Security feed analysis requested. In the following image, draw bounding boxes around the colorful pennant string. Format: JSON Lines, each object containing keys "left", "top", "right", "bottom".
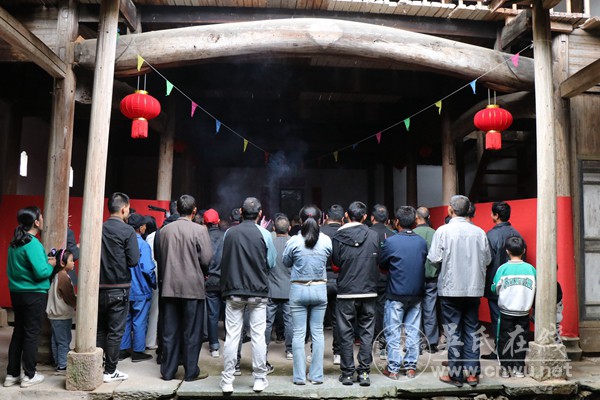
{"left": 134, "top": 41, "right": 531, "bottom": 165}
{"left": 137, "top": 55, "right": 144, "bottom": 72}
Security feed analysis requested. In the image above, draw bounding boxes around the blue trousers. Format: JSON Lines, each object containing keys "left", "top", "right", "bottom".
{"left": 206, "top": 291, "right": 223, "bottom": 351}
{"left": 440, "top": 297, "right": 481, "bottom": 383}
{"left": 120, "top": 297, "right": 151, "bottom": 352}
{"left": 290, "top": 284, "right": 327, "bottom": 383}
{"left": 50, "top": 319, "right": 72, "bottom": 369}
{"left": 266, "top": 298, "right": 292, "bottom": 353}
{"left": 384, "top": 299, "right": 421, "bottom": 372}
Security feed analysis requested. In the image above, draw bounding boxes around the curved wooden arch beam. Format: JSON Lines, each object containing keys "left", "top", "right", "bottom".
{"left": 74, "top": 18, "right": 534, "bottom": 91}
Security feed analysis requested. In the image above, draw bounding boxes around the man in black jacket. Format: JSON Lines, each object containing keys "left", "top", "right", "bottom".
{"left": 321, "top": 204, "right": 344, "bottom": 365}
{"left": 332, "top": 201, "right": 380, "bottom": 386}
{"left": 219, "top": 197, "right": 276, "bottom": 394}
{"left": 98, "top": 192, "right": 140, "bottom": 383}
{"left": 483, "top": 201, "right": 525, "bottom": 360}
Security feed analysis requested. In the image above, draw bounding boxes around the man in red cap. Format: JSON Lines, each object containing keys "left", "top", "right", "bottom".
{"left": 203, "top": 209, "right": 225, "bottom": 358}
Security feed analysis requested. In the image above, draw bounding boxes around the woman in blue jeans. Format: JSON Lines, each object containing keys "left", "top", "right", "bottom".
{"left": 282, "top": 205, "right": 332, "bottom": 385}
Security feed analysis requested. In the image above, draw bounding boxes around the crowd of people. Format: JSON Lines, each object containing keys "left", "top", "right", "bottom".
{"left": 4, "top": 193, "right": 551, "bottom": 391}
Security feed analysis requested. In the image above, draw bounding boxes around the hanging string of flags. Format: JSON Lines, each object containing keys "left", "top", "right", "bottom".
{"left": 134, "top": 42, "right": 531, "bottom": 167}
{"left": 137, "top": 55, "right": 270, "bottom": 161}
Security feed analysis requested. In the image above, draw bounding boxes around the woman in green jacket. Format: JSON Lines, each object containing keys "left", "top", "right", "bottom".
{"left": 3, "top": 206, "right": 55, "bottom": 388}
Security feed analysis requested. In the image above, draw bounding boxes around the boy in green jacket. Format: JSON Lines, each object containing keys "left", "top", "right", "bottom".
{"left": 491, "top": 236, "right": 536, "bottom": 379}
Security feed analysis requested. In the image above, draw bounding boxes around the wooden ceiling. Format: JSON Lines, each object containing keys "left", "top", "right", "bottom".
{"left": 0, "top": 0, "right": 592, "bottom": 169}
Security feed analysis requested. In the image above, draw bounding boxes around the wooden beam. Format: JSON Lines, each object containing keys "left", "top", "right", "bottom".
{"left": 119, "top": 0, "right": 138, "bottom": 33}
{"left": 542, "top": 0, "right": 562, "bottom": 8}
{"left": 128, "top": 6, "right": 499, "bottom": 40}
{"left": 75, "top": 18, "right": 536, "bottom": 91}
{"left": 0, "top": 6, "right": 66, "bottom": 78}
{"left": 559, "top": 57, "right": 600, "bottom": 98}
{"left": 499, "top": 9, "right": 531, "bottom": 51}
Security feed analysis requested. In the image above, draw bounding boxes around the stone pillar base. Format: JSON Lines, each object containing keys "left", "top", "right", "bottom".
{"left": 561, "top": 336, "right": 583, "bottom": 361}
{"left": 66, "top": 348, "right": 104, "bottom": 391}
{"left": 527, "top": 341, "right": 569, "bottom": 381}
{"left": 0, "top": 307, "right": 7, "bottom": 327}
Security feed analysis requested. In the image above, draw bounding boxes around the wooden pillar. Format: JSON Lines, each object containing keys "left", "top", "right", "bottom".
{"left": 552, "top": 34, "right": 571, "bottom": 198}
{"left": 441, "top": 111, "right": 457, "bottom": 204}
{"left": 384, "top": 163, "right": 394, "bottom": 211}
{"left": 157, "top": 99, "right": 175, "bottom": 201}
{"left": 528, "top": 0, "right": 567, "bottom": 381}
{"left": 406, "top": 151, "right": 417, "bottom": 208}
{"left": 68, "top": 0, "right": 120, "bottom": 391}
{"left": 42, "top": 0, "right": 78, "bottom": 253}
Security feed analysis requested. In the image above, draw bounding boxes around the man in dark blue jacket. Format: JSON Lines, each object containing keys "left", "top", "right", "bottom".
{"left": 379, "top": 206, "right": 427, "bottom": 379}
{"left": 483, "top": 201, "right": 524, "bottom": 360}
{"left": 332, "top": 201, "right": 380, "bottom": 387}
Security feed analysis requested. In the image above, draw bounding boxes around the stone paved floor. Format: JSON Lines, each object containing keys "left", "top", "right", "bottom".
{"left": 1, "top": 325, "right": 598, "bottom": 399}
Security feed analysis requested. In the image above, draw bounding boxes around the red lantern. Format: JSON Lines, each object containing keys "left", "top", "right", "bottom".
{"left": 473, "top": 104, "right": 513, "bottom": 150}
{"left": 120, "top": 90, "right": 161, "bottom": 139}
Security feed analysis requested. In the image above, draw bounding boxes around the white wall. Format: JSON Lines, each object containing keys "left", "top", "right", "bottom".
{"left": 393, "top": 165, "right": 443, "bottom": 208}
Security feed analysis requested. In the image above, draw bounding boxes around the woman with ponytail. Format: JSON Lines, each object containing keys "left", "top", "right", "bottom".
{"left": 282, "top": 205, "right": 332, "bottom": 385}
{"left": 4, "top": 207, "right": 55, "bottom": 388}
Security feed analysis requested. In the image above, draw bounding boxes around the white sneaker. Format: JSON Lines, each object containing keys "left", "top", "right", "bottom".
{"left": 253, "top": 377, "right": 268, "bottom": 392}
{"left": 210, "top": 350, "right": 220, "bottom": 358}
{"left": 306, "top": 355, "right": 312, "bottom": 364}
{"left": 220, "top": 379, "right": 234, "bottom": 393}
{"left": 514, "top": 371, "right": 526, "bottom": 378}
{"left": 286, "top": 351, "right": 293, "bottom": 360}
{"left": 333, "top": 354, "right": 341, "bottom": 365}
{"left": 103, "top": 369, "right": 128, "bottom": 383}
{"left": 500, "top": 367, "right": 510, "bottom": 378}
{"left": 20, "top": 373, "right": 44, "bottom": 388}
{"left": 3, "top": 373, "right": 22, "bottom": 387}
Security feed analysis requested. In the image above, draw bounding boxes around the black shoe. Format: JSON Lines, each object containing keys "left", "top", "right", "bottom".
{"left": 266, "top": 362, "right": 275, "bottom": 375}
{"left": 356, "top": 372, "right": 370, "bottom": 387}
{"left": 429, "top": 344, "right": 439, "bottom": 354}
{"left": 481, "top": 352, "right": 497, "bottom": 360}
{"left": 131, "top": 351, "right": 153, "bottom": 362}
{"left": 118, "top": 350, "right": 131, "bottom": 361}
{"left": 339, "top": 374, "right": 353, "bottom": 385}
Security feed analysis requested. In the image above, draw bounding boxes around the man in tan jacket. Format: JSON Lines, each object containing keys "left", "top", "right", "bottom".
{"left": 158, "top": 194, "right": 213, "bottom": 381}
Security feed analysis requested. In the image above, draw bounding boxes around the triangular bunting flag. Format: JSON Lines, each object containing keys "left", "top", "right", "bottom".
{"left": 264, "top": 152, "right": 269, "bottom": 165}
{"left": 333, "top": 151, "right": 338, "bottom": 162}
{"left": 469, "top": 80, "right": 477, "bottom": 94}
{"left": 404, "top": 118, "right": 410, "bottom": 131}
{"left": 215, "top": 120, "right": 221, "bottom": 134}
{"left": 511, "top": 53, "right": 519, "bottom": 67}
{"left": 376, "top": 132, "right": 382, "bottom": 144}
{"left": 435, "top": 100, "right": 442, "bottom": 115}
{"left": 191, "top": 102, "right": 198, "bottom": 117}
{"left": 166, "top": 81, "right": 174, "bottom": 96}
{"left": 243, "top": 139, "right": 248, "bottom": 153}
{"left": 137, "top": 55, "right": 144, "bottom": 72}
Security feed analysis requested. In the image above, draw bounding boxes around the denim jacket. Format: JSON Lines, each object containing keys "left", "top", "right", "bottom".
{"left": 283, "top": 233, "right": 332, "bottom": 282}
